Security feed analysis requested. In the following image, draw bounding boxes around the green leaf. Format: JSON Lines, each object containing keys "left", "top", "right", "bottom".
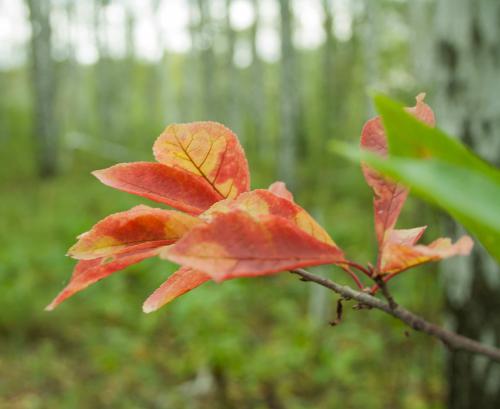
{"left": 333, "top": 142, "right": 500, "bottom": 263}
{"left": 373, "top": 94, "right": 500, "bottom": 184}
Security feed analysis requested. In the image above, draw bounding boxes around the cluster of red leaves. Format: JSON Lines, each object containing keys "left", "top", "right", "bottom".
{"left": 47, "top": 122, "right": 344, "bottom": 313}
{"left": 360, "top": 94, "right": 472, "bottom": 285}
{"left": 47, "top": 96, "right": 472, "bottom": 313}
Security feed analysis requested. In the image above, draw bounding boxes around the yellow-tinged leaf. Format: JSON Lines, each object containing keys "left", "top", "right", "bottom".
{"left": 68, "top": 205, "right": 201, "bottom": 260}
{"left": 153, "top": 121, "right": 250, "bottom": 198}
{"left": 294, "top": 210, "right": 335, "bottom": 246}
{"left": 163, "top": 211, "right": 345, "bottom": 281}
{"left": 380, "top": 235, "right": 473, "bottom": 275}
{"left": 200, "top": 189, "right": 336, "bottom": 246}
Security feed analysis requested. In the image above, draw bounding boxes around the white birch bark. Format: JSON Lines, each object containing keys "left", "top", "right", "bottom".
{"left": 419, "top": 1, "right": 500, "bottom": 407}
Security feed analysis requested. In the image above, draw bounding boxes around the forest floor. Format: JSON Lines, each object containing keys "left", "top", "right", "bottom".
{"left": 0, "top": 161, "right": 445, "bottom": 408}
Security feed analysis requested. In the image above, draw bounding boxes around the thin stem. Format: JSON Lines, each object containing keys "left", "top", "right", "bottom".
{"left": 340, "top": 265, "right": 365, "bottom": 290}
{"left": 291, "top": 268, "right": 500, "bottom": 363}
{"left": 342, "top": 260, "right": 372, "bottom": 277}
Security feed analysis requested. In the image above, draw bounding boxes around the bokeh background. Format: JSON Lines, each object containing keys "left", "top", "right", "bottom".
{"left": 1, "top": 0, "right": 499, "bottom": 408}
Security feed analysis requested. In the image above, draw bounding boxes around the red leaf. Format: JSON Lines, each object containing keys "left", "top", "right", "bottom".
{"left": 68, "top": 205, "right": 201, "bottom": 260}
{"left": 142, "top": 266, "right": 210, "bottom": 313}
{"left": 153, "top": 122, "right": 250, "bottom": 198}
{"left": 360, "top": 118, "right": 409, "bottom": 246}
{"left": 163, "top": 211, "right": 344, "bottom": 282}
{"left": 93, "top": 162, "right": 222, "bottom": 215}
{"left": 406, "top": 93, "right": 435, "bottom": 126}
{"left": 360, "top": 94, "right": 435, "bottom": 247}
{"left": 268, "top": 181, "right": 294, "bottom": 202}
{"left": 46, "top": 246, "right": 164, "bottom": 310}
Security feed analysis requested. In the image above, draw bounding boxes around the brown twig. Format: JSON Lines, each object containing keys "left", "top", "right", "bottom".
{"left": 329, "top": 299, "right": 344, "bottom": 326}
{"left": 291, "top": 268, "right": 500, "bottom": 363}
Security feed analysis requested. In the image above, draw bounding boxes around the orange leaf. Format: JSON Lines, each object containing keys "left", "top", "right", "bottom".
{"left": 153, "top": 122, "right": 250, "bottom": 199}
{"left": 46, "top": 246, "right": 164, "bottom": 310}
{"left": 93, "top": 162, "right": 222, "bottom": 215}
{"left": 380, "top": 235, "right": 473, "bottom": 275}
{"left": 268, "top": 181, "right": 294, "bottom": 202}
{"left": 383, "top": 226, "right": 427, "bottom": 248}
{"left": 68, "top": 205, "right": 201, "bottom": 260}
{"left": 142, "top": 266, "right": 210, "bottom": 313}
{"left": 361, "top": 94, "right": 435, "bottom": 246}
{"left": 201, "top": 189, "right": 336, "bottom": 246}
{"left": 163, "top": 211, "right": 344, "bottom": 282}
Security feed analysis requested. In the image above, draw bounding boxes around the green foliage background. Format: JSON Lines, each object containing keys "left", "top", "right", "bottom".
{"left": 0, "top": 1, "right": 450, "bottom": 408}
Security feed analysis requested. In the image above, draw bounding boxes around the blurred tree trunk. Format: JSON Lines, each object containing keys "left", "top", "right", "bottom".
{"left": 362, "top": 0, "right": 378, "bottom": 116}
{"left": 93, "top": 0, "right": 106, "bottom": 129}
{"left": 311, "top": 0, "right": 335, "bottom": 197}
{"left": 248, "top": 0, "right": 268, "bottom": 162}
{"left": 26, "top": 0, "right": 58, "bottom": 178}
{"left": 62, "top": 0, "right": 79, "bottom": 128}
{"left": 432, "top": 1, "right": 500, "bottom": 408}
{"left": 225, "top": 0, "right": 240, "bottom": 136}
{"left": 408, "top": 0, "right": 433, "bottom": 84}
{"left": 93, "top": 0, "right": 114, "bottom": 139}
{"left": 152, "top": 0, "right": 175, "bottom": 124}
{"left": 59, "top": 0, "right": 83, "bottom": 170}
{"left": 304, "top": 1, "right": 337, "bottom": 327}
{"left": 182, "top": 0, "right": 200, "bottom": 120}
{"left": 278, "top": 0, "right": 300, "bottom": 187}
{"left": 196, "top": 0, "right": 217, "bottom": 119}
{"left": 321, "top": 0, "right": 335, "bottom": 140}
{"left": 124, "top": 2, "right": 135, "bottom": 61}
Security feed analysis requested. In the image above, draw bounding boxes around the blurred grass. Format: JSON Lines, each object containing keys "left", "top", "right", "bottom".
{"left": 0, "top": 140, "right": 447, "bottom": 408}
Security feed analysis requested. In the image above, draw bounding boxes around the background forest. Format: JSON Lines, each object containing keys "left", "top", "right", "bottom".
{"left": 1, "top": 0, "right": 499, "bottom": 408}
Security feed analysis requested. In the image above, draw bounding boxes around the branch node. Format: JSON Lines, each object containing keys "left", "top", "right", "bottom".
{"left": 353, "top": 303, "right": 372, "bottom": 310}
{"left": 374, "top": 276, "right": 398, "bottom": 310}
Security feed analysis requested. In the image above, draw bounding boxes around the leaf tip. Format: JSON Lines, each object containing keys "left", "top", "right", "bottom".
{"left": 415, "top": 92, "right": 427, "bottom": 104}
{"left": 91, "top": 168, "right": 112, "bottom": 185}
{"left": 45, "top": 288, "right": 70, "bottom": 311}
{"left": 91, "top": 168, "right": 102, "bottom": 178}
{"left": 142, "top": 301, "right": 157, "bottom": 314}
{"left": 44, "top": 300, "right": 58, "bottom": 312}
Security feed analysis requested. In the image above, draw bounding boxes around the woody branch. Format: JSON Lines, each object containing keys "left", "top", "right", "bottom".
{"left": 291, "top": 268, "right": 500, "bottom": 363}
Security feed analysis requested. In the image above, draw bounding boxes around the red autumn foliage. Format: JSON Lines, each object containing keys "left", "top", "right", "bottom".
{"left": 48, "top": 97, "right": 473, "bottom": 313}
{"left": 360, "top": 94, "right": 472, "bottom": 278}
{"left": 166, "top": 210, "right": 344, "bottom": 282}
{"left": 143, "top": 266, "right": 210, "bottom": 313}
{"left": 93, "top": 162, "right": 222, "bottom": 215}
{"left": 46, "top": 246, "right": 162, "bottom": 311}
